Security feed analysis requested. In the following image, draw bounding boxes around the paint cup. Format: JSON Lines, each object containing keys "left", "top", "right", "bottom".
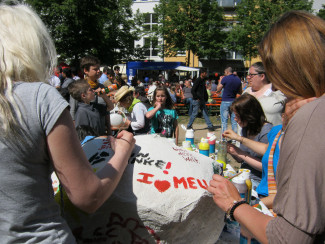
{"left": 208, "top": 135, "right": 216, "bottom": 155}
{"left": 238, "top": 169, "right": 251, "bottom": 180}
{"left": 182, "top": 141, "right": 193, "bottom": 151}
{"left": 199, "top": 138, "right": 209, "bottom": 157}
{"left": 185, "top": 129, "right": 194, "bottom": 145}
{"left": 231, "top": 176, "right": 247, "bottom": 200}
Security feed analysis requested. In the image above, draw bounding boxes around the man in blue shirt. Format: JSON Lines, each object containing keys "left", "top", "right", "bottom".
{"left": 217, "top": 67, "right": 242, "bottom": 133}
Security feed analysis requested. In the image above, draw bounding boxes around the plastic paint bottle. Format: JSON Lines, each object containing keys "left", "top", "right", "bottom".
{"left": 199, "top": 138, "right": 209, "bottom": 157}
{"left": 208, "top": 135, "right": 216, "bottom": 156}
{"left": 207, "top": 132, "right": 214, "bottom": 139}
{"left": 185, "top": 129, "right": 194, "bottom": 145}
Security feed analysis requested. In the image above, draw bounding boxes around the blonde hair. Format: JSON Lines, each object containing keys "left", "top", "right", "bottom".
{"left": 0, "top": 4, "right": 57, "bottom": 138}
{"left": 259, "top": 11, "right": 325, "bottom": 98}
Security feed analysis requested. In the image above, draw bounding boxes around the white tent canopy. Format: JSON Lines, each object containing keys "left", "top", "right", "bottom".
{"left": 175, "top": 66, "right": 200, "bottom": 71}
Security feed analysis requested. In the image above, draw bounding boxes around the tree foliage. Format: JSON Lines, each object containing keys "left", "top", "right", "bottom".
{"left": 24, "top": 0, "right": 142, "bottom": 66}
{"left": 318, "top": 4, "right": 325, "bottom": 20}
{"left": 227, "top": 0, "right": 313, "bottom": 60}
{"left": 154, "top": 0, "right": 226, "bottom": 66}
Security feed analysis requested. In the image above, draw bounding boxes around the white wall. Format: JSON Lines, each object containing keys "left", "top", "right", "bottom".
{"left": 132, "top": 0, "right": 163, "bottom": 61}
{"left": 313, "top": 0, "right": 324, "bottom": 13}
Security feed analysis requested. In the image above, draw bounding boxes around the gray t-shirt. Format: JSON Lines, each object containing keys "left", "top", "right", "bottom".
{"left": 266, "top": 96, "right": 325, "bottom": 243}
{"left": 0, "top": 82, "right": 75, "bottom": 243}
{"left": 240, "top": 123, "right": 273, "bottom": 182}
{"left": 183, "top": 86, "right": 193, "bottom": 99}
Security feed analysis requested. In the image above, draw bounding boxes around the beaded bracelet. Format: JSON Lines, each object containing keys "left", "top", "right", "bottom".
{"left": 226, "top": 200, "right": 247, "bottom": 221}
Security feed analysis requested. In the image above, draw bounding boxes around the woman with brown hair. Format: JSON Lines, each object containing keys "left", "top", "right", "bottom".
{"left": 208, "top": 11, "right": 325, "bottom": 243}
{"left": 224, "top": 93, "right": 272, "bottom": 188}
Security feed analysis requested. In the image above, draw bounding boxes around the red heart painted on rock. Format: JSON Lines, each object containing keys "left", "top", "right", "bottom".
{"left": 154, "top": 180, "right": 171, "bottom": 193}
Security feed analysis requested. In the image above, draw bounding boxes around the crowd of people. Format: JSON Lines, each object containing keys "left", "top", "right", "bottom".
{"left": 0, "top": 2, "right": 324, "bottom": 243}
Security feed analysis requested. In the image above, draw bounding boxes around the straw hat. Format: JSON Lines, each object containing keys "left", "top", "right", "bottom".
{"left": 114, "top": 85, "right": 134, "bottom": 102}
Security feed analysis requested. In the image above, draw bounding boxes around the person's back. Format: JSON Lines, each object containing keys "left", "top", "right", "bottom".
{"left": 0, "top": 82, "right": 75, "bottom": 243}
{"left": 221, "top": 74, "right": 241, "bottom": 101}
{"left": 211, "top": 81, "right": 217, "bottom": 92}
{"left": 0, "top": 5, "right": 134, "bottom": 243}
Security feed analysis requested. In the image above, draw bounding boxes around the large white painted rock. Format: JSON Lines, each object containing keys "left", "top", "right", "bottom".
{"left": 55, "top": 134, "right": 224, "bottom": 243}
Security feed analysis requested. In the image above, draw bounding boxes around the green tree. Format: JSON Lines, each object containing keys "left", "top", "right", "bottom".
{"left": 24, "top": 0, "right": 142, "bottom": 66}
{"left": 153, "top": 0, "right": 226, "bottom": 66}
{"left": 227, "top": 0, "right": 313, "bottom": 62}
{"left": 317, "top": 4, "right": 325, "bottom": 20}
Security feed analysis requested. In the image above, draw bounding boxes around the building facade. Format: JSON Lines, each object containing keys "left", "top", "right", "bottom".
{"left": 131, "top": 0, "right": 245, "bottom": 75}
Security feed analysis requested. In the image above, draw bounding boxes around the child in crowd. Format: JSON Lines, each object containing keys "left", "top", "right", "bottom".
{"left": 206, "top": 83, "right": 215, "bottom": 104}
{"left": 68, "top": 79, "right": 112, "bottom": 136}
{"left": 146, "top": 86, "right": 179, "bottom": 145}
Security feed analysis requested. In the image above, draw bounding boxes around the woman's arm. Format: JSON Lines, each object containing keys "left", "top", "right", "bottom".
{"left": 260, "top": 194, "right": 275, "bottom": 209}
{"left": 227, "top": 144, "right": 263, "bottom": 171}
{"left": 223, "top": 129, "right": 269, "bottom": 156}
{"left": 47, "top": 109, "right": 135, "bottom": 213}
{"left": 208, "top": 174, "right": 272, "bottom": 244}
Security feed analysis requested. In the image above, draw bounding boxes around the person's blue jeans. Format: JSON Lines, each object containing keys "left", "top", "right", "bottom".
{"left": 220, "top": 101, "right": 237, "bottom": 133}
{"left": 184, "top": 97, "right": 193, "bottom": 116}
{"left": 187, "top": 100, "right": 213, "bottom": 129}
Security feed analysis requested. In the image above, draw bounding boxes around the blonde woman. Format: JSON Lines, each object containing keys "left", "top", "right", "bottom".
{"left": 0, "top": 4, "right": 134, "bottom": 243}
{"left": 208, "top": 11, "right": 325, "bottom": 243}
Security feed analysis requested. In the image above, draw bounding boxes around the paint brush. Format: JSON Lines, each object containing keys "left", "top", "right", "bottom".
{"left": 228, "top": 171, "right": 243, "bottom": 180}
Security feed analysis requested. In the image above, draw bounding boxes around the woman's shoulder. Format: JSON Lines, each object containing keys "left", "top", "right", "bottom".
{"left": 14, "top": 82, "right": 60, "bottom": 99}
{"left": 242, "top": 87, "right": 252, "bottom": 94}
{"left": 268, "top": 124, "right": 283, "bottom": 138}
{"left": 259, "top": 123, "right": 273, "bottom": 136}
{"left": 289, "top": 96, "right": 325, "bottom": 127}
{"left": 134, "top": 101, "right": 147, "bottom": 111}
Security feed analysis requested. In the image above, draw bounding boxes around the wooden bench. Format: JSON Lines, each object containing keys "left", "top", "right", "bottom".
{"left": 174, "top": 103, "right": 188, "bottom": 115}
{"left": 206, "top": 97, "right": 222, "bottom": 115}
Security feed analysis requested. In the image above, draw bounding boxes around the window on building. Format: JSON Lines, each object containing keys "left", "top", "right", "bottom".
{"left": 217, "top": 0, "right": 242, "bottom": 7}
{"left": 143, "top": 13, "right": 158, "bottom": 31}
{"left": 177, "top": 50, "right": 186, "bottom": 56}
{"left": 143, "top": 37, "right": 159, "bottom": 58}
{"left": 142, "top": 13, "right": 159, "bottom": 58}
